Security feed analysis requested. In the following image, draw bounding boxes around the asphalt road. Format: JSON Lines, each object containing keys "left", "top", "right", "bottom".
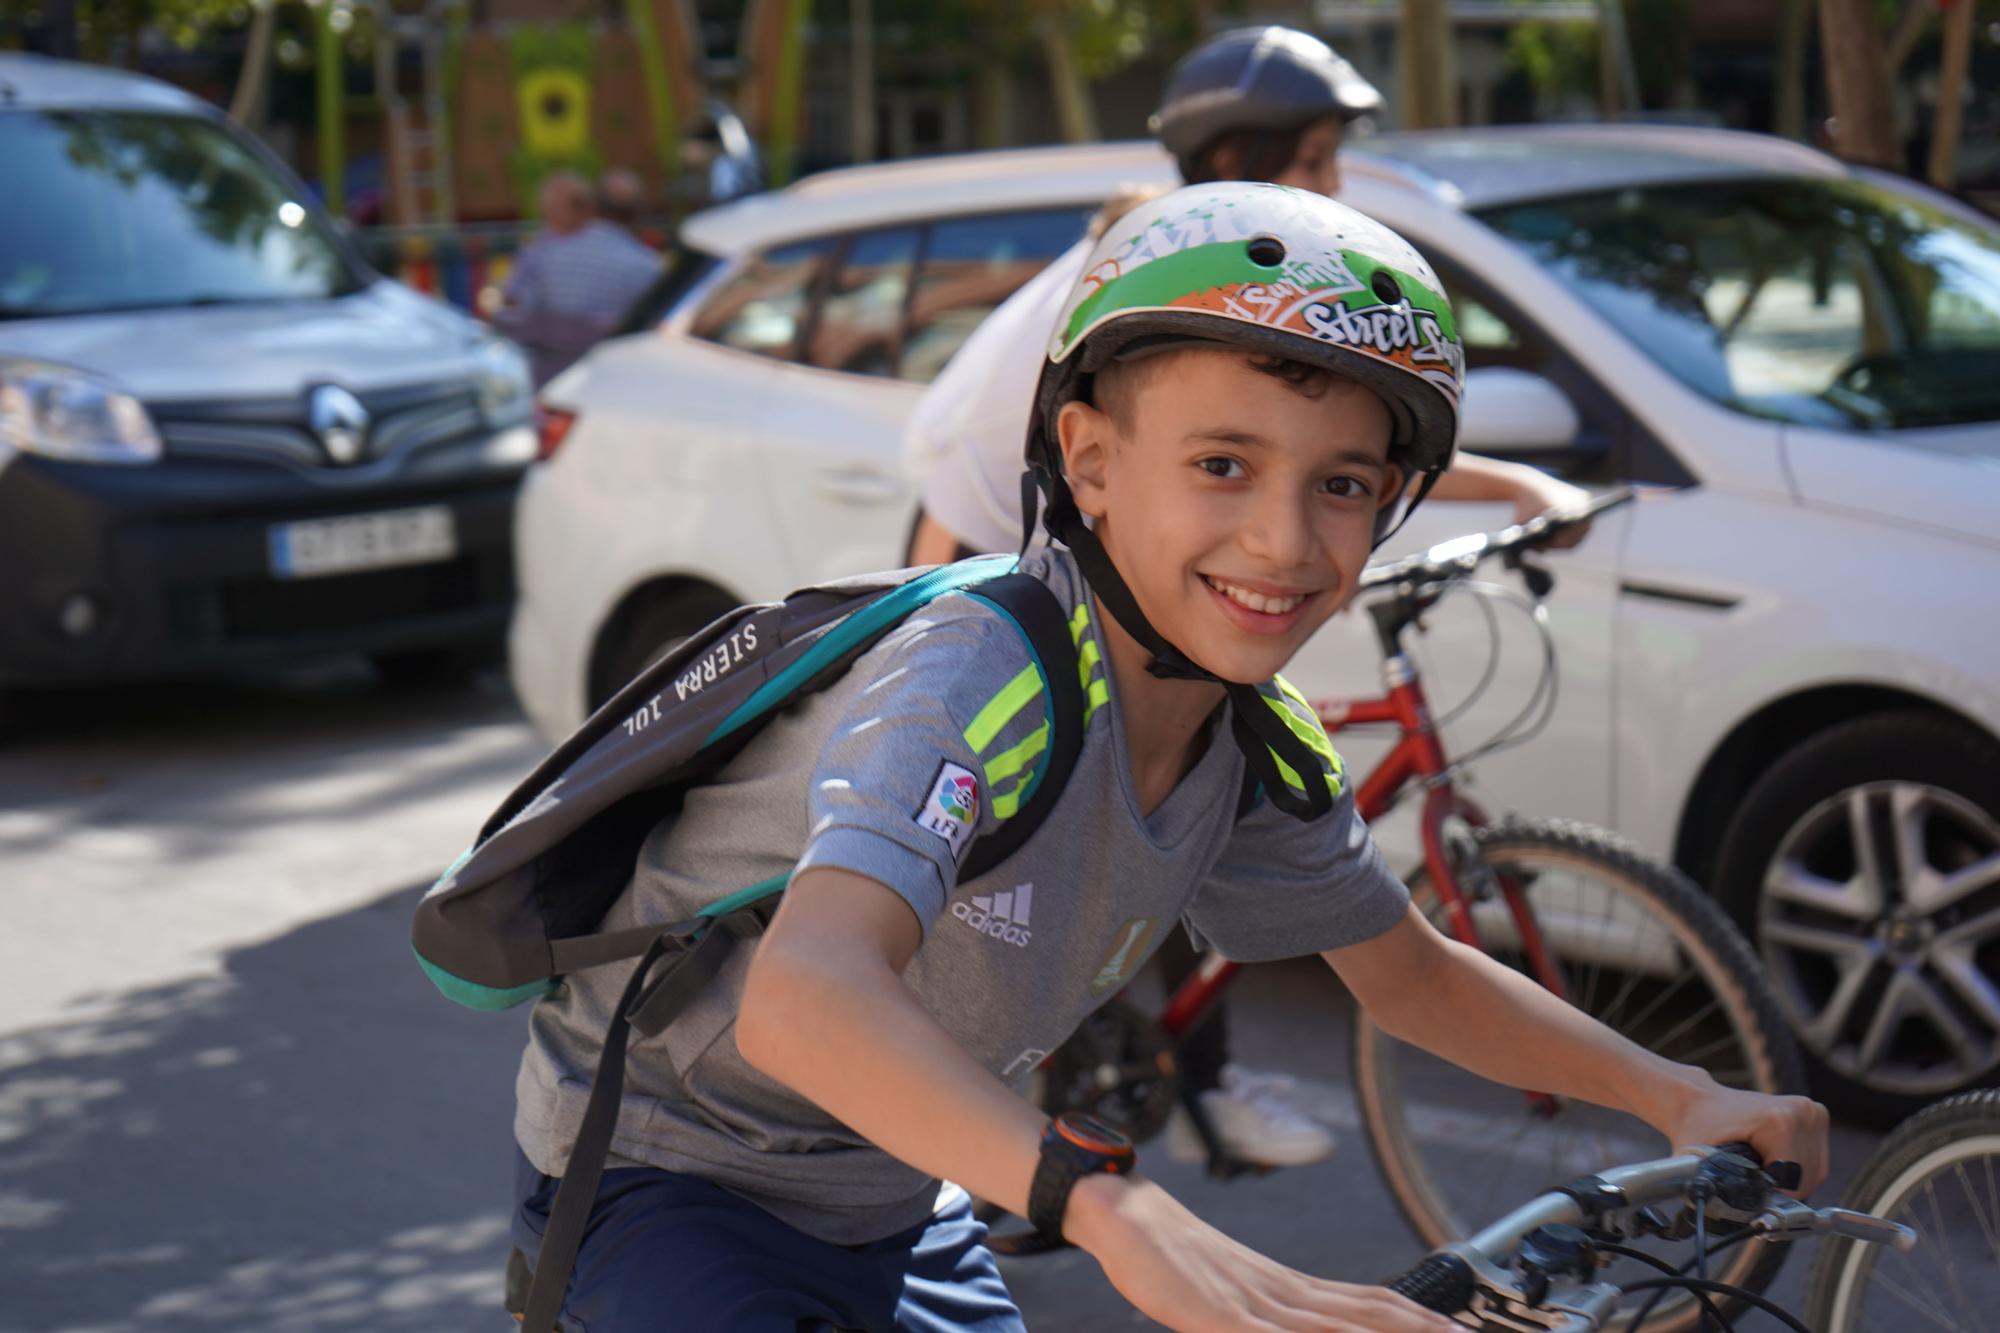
{"left": 0, "top": 669, "right": 1879, "bottom": 1332}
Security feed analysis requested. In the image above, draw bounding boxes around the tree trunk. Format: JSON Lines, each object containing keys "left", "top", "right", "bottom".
{"left": 1886, "top": 0, "right": 1934, "bottom": 74}
{"left": 1397, "top": 0, "right": 1457, "bottom": 130}
{"left": 1774, "top": 0, "right": 1812, "bottom": 139}
{"left": 1815, "top": 0, "right": 1900, "bottom": 168}
{"left": 1927, "top": 0, "right": 1975, "bottom": 189}
{"left": 1598, "top": 0, "right": 1641, "bottom": 117}
{"left": 977, "top": 63, "right": 1013, "bottom": 150}
{"left": 1037, "top": 4, "right": 1098, "bottom": 143}
{"left": 229, "top": 0, "right": 278, "bottom": 129}
{"left": 849, "top": 0, "right": 876, "bottom": 163}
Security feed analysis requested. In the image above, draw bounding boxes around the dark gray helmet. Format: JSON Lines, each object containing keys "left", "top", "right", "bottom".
{"left": 1149, "top": 26, "right": 1382, "bottom": 165}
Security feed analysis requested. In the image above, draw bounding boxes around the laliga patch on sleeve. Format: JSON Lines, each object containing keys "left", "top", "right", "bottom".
{"left": 913, "top": 760, "right": 981, "bottom": 858}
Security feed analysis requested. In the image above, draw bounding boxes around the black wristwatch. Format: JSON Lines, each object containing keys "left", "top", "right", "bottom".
{"left": 1027, "top": 1110, "right": 1137, "bottom": 1243}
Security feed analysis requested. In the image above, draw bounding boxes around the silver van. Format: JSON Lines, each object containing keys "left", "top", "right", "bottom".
{"left": 0, "top": 54, "right": 535, "bottom": 697}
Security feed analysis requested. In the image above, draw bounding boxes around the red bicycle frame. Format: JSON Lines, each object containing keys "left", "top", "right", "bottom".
{"left": 1159, "top": 649, "right": 1571, "bottom": 1044}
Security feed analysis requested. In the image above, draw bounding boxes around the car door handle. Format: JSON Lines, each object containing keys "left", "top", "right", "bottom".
{"left": 814, "top": 468, "right": 903, "bottom": 504}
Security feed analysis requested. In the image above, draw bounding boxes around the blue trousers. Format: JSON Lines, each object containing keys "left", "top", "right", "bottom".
{"left": 512, "top": 1148, "right": 1027, "bottom": 1332}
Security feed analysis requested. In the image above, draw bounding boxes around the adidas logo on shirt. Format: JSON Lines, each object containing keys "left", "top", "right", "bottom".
{"left": 951, "top": 883, "right": 1033, "bottom": 948}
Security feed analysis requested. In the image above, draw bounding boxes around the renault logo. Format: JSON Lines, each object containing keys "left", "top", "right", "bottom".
{"left": 308, "top": 385, "right": 370, "bottom": 465}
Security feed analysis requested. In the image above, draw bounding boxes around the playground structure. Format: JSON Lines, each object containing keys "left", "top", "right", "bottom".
{"left": 318, "top": 0, "right": 806, "bottom": 308}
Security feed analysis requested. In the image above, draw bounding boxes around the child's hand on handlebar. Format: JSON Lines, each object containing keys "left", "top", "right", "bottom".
{"left": 1511, "top": 472, "right": 1594, "bottom": 549}
{"left": 1066, "top": 1173, "right": 1461, "bottom": 1331}
{"left": 1659, "top": 1074, "right": 1832, "bottom": 1199}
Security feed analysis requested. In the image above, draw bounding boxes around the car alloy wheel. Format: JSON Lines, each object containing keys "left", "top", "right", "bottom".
{"left": 1758, "top": 779, "right": 2000, "bottom": 1099}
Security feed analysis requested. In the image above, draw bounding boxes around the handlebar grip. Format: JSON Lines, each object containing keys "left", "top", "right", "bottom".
{"left": 1383, "top": 1252, "right": 1477, "bottom": 1314}
{"left": 1712, "top": 1141, "right": 1803, "bottom": 1190}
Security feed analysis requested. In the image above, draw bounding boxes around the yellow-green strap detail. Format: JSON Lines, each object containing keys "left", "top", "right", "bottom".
{"left": 991, "top": 775, "right": 1033, "bottom": 820}
{"left": 1085, "top": 678, "right": 1109, "bottom": 726}
{"left": 1068, "top": 603, "right": 1090, "bottom": 645}
{"left": 1076, "top": 636, "right": 1102, "bottom": 689}
{"left": 964, "top": 663, "right": 1044, "bottom": 754}
{"left": 1264, "top": 675, "right": 1344, "bottom": 795}
{"left": 984, "top": 723, "right": 1050, "bottom": 788}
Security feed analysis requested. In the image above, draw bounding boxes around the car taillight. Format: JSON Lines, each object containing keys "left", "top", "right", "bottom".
{"left": 535, "top": 404, "right": 578, "bottom": 461}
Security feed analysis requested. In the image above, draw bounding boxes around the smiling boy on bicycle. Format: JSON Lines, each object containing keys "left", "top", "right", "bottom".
{"left": 508, "top": 184, "right": 1829, "bottom": 1332}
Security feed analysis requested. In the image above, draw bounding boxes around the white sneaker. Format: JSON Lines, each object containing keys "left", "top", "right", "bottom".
{"left": 1164, "top": 1065, "right": 1336, "bottom": 1167}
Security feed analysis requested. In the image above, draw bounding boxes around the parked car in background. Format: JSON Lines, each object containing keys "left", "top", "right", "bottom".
{"left": 0, "top": 54, "right": 535, "bottom": 709}
{"left": 513, "top": 128, "right": 2000, "bottom": 1122}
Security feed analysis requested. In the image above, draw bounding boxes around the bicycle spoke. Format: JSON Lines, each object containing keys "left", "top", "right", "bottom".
{"left": 1647, "top": 996, "right": 1727, "bottom": 1062}
{"left": 1923, "top": 1178, "right": 1981, "bottom": 1331}
{"left": 1954, "top": 1160, "right": 2000, "bottom": 1270}
{"left": 1611, "top": 968, "right": 1698, "bottom": 1044}
{"left": 1592, "top": 956, "right": 1649, "bottom": 1033}
{"left": 1674, "top": 1028, "right": 1747, "bottom": 1070}
{"left": 1867, "top": 1261, "right": 1973, "bottom": 1333}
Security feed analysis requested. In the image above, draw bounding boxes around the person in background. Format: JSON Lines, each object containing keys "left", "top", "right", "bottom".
{"left": 597, "top": 167, "right": 651, "bottom": 238}
{"left": 494, "top": 171, "right": 662, "bottom": 386}
{"left": 902, "top": 25, "right": 1593, "bottom": 1174}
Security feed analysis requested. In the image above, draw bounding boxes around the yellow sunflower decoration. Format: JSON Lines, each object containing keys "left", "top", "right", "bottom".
{"left": 508, "top": 24, "right": 603, "bottom": 213}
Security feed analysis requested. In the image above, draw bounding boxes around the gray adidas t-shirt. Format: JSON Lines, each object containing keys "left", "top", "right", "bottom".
{"left": 515, "top": 549, "right": 1408, "bottom": 1244}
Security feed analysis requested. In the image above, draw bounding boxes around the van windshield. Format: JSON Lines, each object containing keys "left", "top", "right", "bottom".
{"left": 1478, "top": 177, "right": 2000, "bottom": 430}
{"left": 0, "top": 110, "right": 365, "bottom": 319}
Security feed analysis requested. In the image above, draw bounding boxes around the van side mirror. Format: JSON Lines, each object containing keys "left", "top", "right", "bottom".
{"left": 1458, "top": 367, "right": 1582, "bottom": 455}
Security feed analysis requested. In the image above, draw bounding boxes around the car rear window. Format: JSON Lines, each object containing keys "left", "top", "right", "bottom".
{"left": 901, "top": 207, "right": 1093, "bottom": 383}
{"left": 690, "top": 205, "right": 1094, "bottom": 381}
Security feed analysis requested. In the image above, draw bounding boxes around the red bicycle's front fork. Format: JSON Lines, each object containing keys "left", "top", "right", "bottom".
{"left": 1421, "top": 784, "right": 1569, "bottom": 1116}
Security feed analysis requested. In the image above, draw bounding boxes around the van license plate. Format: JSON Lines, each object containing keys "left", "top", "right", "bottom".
{"left": 269, "top": 506, "right": 457, "bottom": 579}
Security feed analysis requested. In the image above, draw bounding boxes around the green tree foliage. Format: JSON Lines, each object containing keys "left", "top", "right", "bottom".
{"left": 865, "top": 0, "right": 1202, "bottom": 84}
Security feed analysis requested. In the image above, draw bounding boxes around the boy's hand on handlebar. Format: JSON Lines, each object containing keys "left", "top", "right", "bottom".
{"left": 1066, "top": 1173, "right": 1460, "bottom": 1332}
{"left": 1659, "top": 1074, "right": 1831, "bottom": 1198}
{"left": 1510, "top": 473, "right": 1593, "bottom": 549}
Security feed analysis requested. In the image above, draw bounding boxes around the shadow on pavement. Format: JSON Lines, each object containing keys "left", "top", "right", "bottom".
{"left": 0, "top": 881, "right": 528, "bottom": 1333}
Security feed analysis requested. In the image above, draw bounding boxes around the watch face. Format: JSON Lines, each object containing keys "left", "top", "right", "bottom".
{"left": 1053, "top": 1110, "right": 1135, "bottom": 1156}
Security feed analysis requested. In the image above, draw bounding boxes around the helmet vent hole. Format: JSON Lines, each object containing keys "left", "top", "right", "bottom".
{"left": 1246, "top": 236, "right": 1286, "bottom": 268}
{"left": 1370, "top": 270, "right": 1404, "bottom": 305}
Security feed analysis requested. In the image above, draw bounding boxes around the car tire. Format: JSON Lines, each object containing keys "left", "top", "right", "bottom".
{"left": 590, "top": 585, "right": 736, "bottom": 712}
{"left": 1715, "top": 711, "right": 2000, "bottom": 1126}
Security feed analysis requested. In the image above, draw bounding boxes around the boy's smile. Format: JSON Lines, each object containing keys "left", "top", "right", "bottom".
{"left": 1059, "top": 347, "right": 1400, "bottom": 686}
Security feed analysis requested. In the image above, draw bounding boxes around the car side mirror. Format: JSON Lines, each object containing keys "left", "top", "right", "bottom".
{"left": 1458, "top": 367, "right": 1582, "bottom": 455}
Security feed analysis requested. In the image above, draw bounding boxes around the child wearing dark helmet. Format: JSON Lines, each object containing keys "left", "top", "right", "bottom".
{"left": 508, "top": 184, "right": 1828, "bottom": 1332}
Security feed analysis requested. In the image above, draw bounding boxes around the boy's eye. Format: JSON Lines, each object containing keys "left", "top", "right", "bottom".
{"left": 1323, "top": 476, "right": 1371, "bottom": 499}
{"left": 1197, "top": 457, "right": 1245, "bottom": 480}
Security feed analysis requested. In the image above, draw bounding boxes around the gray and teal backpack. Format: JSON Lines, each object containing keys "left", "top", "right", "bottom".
{"left": 413, "top": 554, "right": 1088, "bottom": 1333}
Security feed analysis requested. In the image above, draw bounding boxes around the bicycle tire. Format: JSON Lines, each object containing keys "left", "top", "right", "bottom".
{"left": 1350, "top": 816, "right": 1806, "bottom": 1333}
{"left": 1805, "top": 1088, "right": 2000, "bottom": 1333}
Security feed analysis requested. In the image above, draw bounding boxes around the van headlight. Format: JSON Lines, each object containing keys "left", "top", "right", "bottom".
{"left": 0, "top": 358, "right": 162, "bottom": 464}
{"left": 474, "top": 339, "right": 532, "bottom": 428}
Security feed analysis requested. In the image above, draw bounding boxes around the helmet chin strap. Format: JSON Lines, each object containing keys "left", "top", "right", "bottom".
{"left": 1373, "top": 467, "right": 1443, "bottom": 549}
{"left": 1024, "top": 465, "right": 1334, "bottom": 822}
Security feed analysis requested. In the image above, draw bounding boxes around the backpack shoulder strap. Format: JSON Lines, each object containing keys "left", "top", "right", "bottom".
{"left": 959, "top": 572, "right": 1085, "bottom": 881}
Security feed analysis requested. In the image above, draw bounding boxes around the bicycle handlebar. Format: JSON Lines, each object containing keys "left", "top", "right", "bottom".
{"left": 1381, "top": 1142, "right": 1915, "bottom": 1328}
{"left": 1358, "top": 486, "right": 1637, "bottom": 596}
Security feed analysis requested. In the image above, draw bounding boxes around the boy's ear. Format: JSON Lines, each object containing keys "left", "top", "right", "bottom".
{"left": 1057, "top": 399, "right": 1117, "bottom": 520}
{"left": 1380, "top": 462, "right": 1410, "bottom": 511}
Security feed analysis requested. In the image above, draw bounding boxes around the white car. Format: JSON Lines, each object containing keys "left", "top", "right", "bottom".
{"left": 513, "top": 129, "right": 2000, "bottom": 1120}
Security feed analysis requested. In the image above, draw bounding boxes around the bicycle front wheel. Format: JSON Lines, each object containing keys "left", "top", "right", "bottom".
{"left": 1806, "top": 1089, "right": 2000, "bottom": 1333}
{"left": 1351, "top": 817, "right": 1804, "bottom": 1333}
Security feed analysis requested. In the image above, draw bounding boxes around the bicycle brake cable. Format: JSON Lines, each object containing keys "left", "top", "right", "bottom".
{"left": 1618, "top": 1277, "right": 1814, "bottom": 1333}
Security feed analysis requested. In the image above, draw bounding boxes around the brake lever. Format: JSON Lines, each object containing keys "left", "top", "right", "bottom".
{"left": 1502, "top": 549, "right": 1556, "bottom": 600}
{"left": 1749, "top": 1198, "right": 1920, "bottom": 1252}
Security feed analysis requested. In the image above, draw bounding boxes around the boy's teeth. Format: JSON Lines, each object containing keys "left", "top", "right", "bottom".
{"left": 1208, "top": 577, "right": 1305, "bottom": 615}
